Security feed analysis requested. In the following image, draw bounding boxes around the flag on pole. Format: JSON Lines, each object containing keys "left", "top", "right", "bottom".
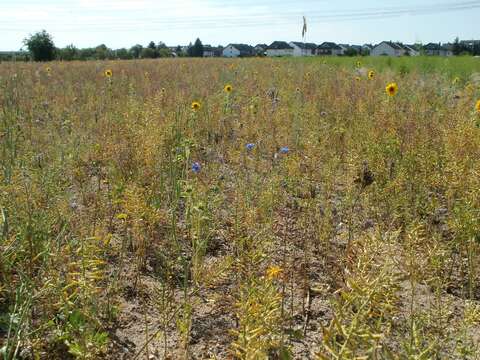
{"left": 302, "top": 16, "right": 307, "bottom": 39}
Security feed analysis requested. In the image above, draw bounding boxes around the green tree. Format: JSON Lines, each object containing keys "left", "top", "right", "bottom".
{"left": 94, "top": 44, "right": 110, "bottom": 60}
{"left": 78, "top": 48, "right": 95, "bottom": 60}
{"left": 473, "top": 42, "right": 480, "bottom": 56}
{"left": 344, "top": 47, "right": 358, "bottom": 56}
{"left": 140, "top": 47, "right": 156, "bottom": 58}
{"left": 115, "top": 48, "right": 132, "bottom": 60}
{"left": 23, "top": 30, "right": 55, "bottom": 61}
{"left": 130, "top": 44, "right": 143, "bottom": 58}
{"left": 146, "top": 41, "right": 159, "bottom": 58}
{"left": 57, "top": 44, "right": 78, "bottom": 61}
{"left": 188, "top": 38, "right": 204, "bottom": 57}
{"left": 453, "top": 37, "right": 462, "bottom": 55}
{"left": 158, "top": 48, "right": 172, "bottom": 57}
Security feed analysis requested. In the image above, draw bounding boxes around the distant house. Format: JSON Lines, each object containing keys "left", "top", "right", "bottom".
{"left": 423, "top": 43, "right": 452, "bottom": 56}
{"left": 349, "top": 45, "right": 363, "bottom": 54}
{"left": 361, "top": 44, "right": 373, "bottom": 55}
{"left": 316, "top": 42, "right": 344, "bottom": 56}
{"left": 214, "top": 46, "right": 223, "bottom": 57}
{"left": 266, "top": 41, "right": 294, "bottom": 57}
{"left": 222, "top": 44, "right": 254, "bottom": 57}
{"left": 444, "top": 43, "right": 455, "bottom": 54}
{"left": 203, "top": 45, "right": 216, "bottom": 57}
{"left": 254, "top": 44, "right": 268, "bottom": 56}
{"left": 460, "top": 40, "right": 480, "bottom": 52}
{"left": 371, "top": 41, "right": 407, "bottom": 56}
{"left": 289, "top": 42, "right": 317, "bottom": 56}
{"left": 403, "top": 44, "right": 420, "bottom": 56}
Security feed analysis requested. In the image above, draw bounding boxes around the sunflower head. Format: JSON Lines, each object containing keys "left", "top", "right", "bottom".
{"left": 368, "top": 70, "right": 375, "bottom": 80}
{"left": 104, "top": 69, "right": 113, "bottom": 78}
{"left": 356, "top": 60, "right": 362, "bottom": 68}
{"left": 452, "top": 76, "right": 460, "bottom": 85}
{"left": 191, "top": 101, "right": 201, "bottom": 111}
{"left": 224, "top": 84, "right": 233, "bottom": 93}
{"left": 476, "top": 99, "right": 480, "bottom": 114}
{"left": 45, "top": 66, "right": 51, "bottom": 73}
{"left": 385, "top": 82, "right": 398, "bottom": 97}
{"left": 295, "top": 87, "right": 301, "bottom": 93}
{"left": 355, "top": 76, "right": 361, "bottom": 82}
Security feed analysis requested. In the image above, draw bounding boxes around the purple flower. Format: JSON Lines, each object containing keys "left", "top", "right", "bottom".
{"left": 279, "top": 146, "right": 289, "bottom": 154}
{"left": 191, "top": 162, "right": 201, "bottom": 173}
{"left": 246, "top": 143, "right": 255, "bottom": 151}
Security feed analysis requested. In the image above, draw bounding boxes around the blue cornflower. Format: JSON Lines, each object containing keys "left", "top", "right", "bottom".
{"left": 246, "top": 143, "right": 255, "bottom": 151}
{"left": 191, "top": 162, "right": 201, "bottom": 173}
{"left": 279, "top": 146, "right": 289, "bottom": 154}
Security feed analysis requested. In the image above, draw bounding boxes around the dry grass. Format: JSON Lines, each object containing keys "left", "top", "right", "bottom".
{"left": 1, "top": 57, "right": 480, "bottom": 359}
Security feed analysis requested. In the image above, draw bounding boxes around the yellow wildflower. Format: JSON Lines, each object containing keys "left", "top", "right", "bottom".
{"left": 266, "top": 265, "right": 283, "bottom": 280}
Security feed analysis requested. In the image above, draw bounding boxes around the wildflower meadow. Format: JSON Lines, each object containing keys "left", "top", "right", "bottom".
{"left": 1, "top": 56, "right": 480, "bottom": 359}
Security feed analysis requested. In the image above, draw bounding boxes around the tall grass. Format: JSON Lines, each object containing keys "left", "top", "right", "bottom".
{"left": 1, "top": 56, "right": 480, "bottom": 359}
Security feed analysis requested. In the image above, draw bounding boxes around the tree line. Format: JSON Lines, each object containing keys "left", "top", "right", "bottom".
{"left": 4, "top": 30, "right": 480, "bottom": 62}
{"left": 1, "top": 30, "right": 207, "bottom": 62}
{"left": 452, "top": 37, "right": 480, "bottom": 56}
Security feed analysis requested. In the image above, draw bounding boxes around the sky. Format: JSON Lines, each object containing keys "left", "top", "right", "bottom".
{"left": 0, "top": 0, "right": 479, "bottom": 51}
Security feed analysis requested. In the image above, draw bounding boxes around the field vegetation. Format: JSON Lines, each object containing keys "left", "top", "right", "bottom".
{"left": 1, "top": 56, "right": 480, "bottom": 359}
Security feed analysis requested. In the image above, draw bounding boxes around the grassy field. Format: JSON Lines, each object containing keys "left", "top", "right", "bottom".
{"left": 1, "top": 56, "right": 480, "bottom": 359}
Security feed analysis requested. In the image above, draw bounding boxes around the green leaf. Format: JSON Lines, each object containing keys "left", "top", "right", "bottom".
{"left": 279, "top": 345, "right": 293, "bottom": 360}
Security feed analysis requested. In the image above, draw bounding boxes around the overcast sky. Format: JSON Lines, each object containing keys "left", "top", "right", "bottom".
{"left": 1, "top": 0, "right": 479, "bottom": 51}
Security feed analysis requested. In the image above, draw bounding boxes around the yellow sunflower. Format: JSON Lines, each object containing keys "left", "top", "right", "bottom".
{"left": 356, "top": 60, "right": 362, "bottom": 68}
{"left": 191, "top": 101, "right": 201, "bottom": 111}
{"left": 452, "top": 76, "right": 460, "bottom": 85}
{"left": 266, "top": 265, "right": 283, "bottom": 280}
{"left": 104, "top": 69, "right": 113, "bottom": 78}
{"left": 224, "top": 84, "right": 233, "bottom": 93}
{"left": 476, "top": 99, "right": 480, "bottom": 113}
{"left": 368, "top": 70, "right": 375, "bottom": 80}
{"left": 45, "top": 66, "right": 51, "bottom": 73}
{"left": 385, "top": 82, "right": 398, "bottom": 97}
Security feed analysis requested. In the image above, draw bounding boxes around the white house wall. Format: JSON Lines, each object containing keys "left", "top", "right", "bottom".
{"left": 266, "top": 49, "right": 294, "bottom": 57}
{"left": 333, "top": 49, "right": 343, "bottom": 56}
{"left": 289, "top": 43, "right": 313, "bottom": 57}
{"left": 223, "top": 46, "right": 240, "bottom": 57}
{"left": 371, "top": 42, "right": 403, "bottom": 56}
